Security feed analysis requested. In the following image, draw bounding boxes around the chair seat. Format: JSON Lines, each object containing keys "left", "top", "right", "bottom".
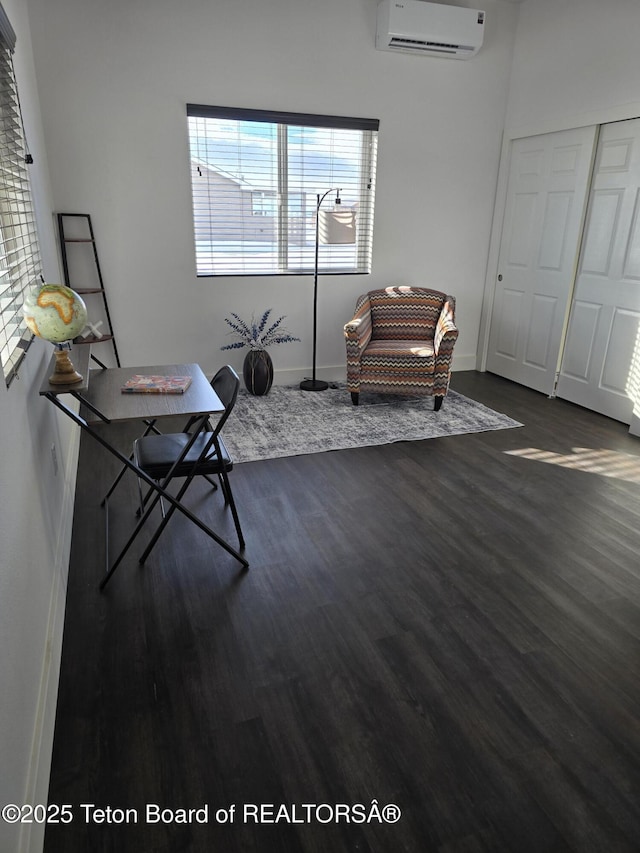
{"left": 362, "top": 338, "right": 435, "bottom": 370}
{"left": 134, "top": 432, "right": 232, "bottom": 480}
{"left": 364, "top": 340, "right": 435, "bottom": 358}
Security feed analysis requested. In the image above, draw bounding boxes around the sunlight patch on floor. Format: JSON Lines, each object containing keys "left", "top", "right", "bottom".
{"left": 504, "top": 446, "right": 640, "bottom": 484}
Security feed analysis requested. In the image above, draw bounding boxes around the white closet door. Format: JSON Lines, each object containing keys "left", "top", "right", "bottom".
{"left": 487, "top": 127, "right": 597, "bottom": 395}
{"left": 557, "top": 119, "right": 640, "bottom": 424}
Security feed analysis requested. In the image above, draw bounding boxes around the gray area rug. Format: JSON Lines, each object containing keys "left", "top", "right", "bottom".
{"left": 224, "top": 384, "right": 522, "bottom": 464}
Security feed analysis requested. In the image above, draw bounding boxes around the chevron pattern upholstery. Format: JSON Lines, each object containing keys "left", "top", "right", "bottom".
{"left": 344, "top": 286, "right": 458, "bottom": 409}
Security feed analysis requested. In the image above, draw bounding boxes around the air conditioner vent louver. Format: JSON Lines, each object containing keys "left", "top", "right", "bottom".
{"left": 389, "top": 37, "right": 472, "bottom": 54}
{"left": 376, "top": 0, "right": 485, "bottom": 59}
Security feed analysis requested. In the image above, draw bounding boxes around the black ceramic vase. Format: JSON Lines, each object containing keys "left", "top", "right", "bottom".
{"left": 243, "top": 349, "right": 274, "bottom": 395}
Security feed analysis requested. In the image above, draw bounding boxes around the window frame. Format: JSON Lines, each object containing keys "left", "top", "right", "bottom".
{"left": 0, "top": 3, "right": 42, "bottom": 387}
{"left": 187, "top": 104, "right": 379, "bottom": 278}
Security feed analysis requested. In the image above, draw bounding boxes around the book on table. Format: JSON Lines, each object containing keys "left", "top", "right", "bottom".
{"left": 121, "top": 375, "right": 193, "bottom": 394}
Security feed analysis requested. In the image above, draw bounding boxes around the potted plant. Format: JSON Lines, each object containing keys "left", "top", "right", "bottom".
{"left": 221, "top": 309, "right": 300, "bottom": 395}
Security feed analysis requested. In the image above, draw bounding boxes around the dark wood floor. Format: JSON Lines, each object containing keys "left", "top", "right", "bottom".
{"left": 45, "top": 371, "right": 640, "bottom": 853}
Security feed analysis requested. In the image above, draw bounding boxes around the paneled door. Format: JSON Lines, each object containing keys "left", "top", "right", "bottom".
{"left": 556, "top": 119, "right": 640, "bottom": 424}
{"left": 486, "top": 127, "right": 597, "bottom": 395}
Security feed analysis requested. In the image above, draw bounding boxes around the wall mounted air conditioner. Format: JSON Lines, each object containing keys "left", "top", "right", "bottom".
{"left": 376, "top": 0, "right": 485, "bottom": 59}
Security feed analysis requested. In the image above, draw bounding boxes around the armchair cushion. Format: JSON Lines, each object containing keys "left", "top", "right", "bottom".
{"left": 368, "top": 287, "right": 443, "bottom": 340}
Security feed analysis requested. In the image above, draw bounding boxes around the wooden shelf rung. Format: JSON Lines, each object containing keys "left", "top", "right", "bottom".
{"left": 73, "top": 334, "right": 114, "bottom": 345}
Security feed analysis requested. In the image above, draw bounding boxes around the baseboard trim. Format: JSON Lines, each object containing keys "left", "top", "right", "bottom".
{"left": 272, "top": 354, "right": 477, "bottom": 387}
{"left": 451, "top": 353, "right": 477, "bottom": 372}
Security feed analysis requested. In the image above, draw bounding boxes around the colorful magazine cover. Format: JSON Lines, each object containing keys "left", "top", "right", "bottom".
{"left": 121, "top": 375, "right": 193, "bottom": 394}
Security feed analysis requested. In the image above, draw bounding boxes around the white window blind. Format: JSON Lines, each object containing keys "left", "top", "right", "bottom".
{"left": 187, "top": 104, "right": 379, "bottom": 277}
{"left": 0, "top": 3, "right": 42, "bottom": 386}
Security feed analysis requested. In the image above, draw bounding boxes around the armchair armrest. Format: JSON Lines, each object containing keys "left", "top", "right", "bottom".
{"left": 344, "top": 293, "right": 373, "bottom": 391}
{"left": 344, "top": 294, "right": 373, "bottom": 350}
{"left": 344, "top": 317, "right": 364, "bottom": 334}
{"left": 434, "top": 295, "right": 458, "bottom": 357}
{"left": 433, "top": 296, "right": 458, "bottom": 398}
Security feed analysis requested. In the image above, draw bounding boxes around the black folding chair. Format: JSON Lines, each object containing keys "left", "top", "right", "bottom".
{"left": 133, "top": 365, "right": 245, "bottom": 553}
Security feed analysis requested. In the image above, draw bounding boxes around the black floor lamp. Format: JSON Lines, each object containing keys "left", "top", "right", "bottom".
{"left": 300, "top": 188, "right": 356, "bottom": 391}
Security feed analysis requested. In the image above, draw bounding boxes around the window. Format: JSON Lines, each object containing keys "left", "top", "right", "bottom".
{"left": 187, "top": 104, "right": 379, "bottom": 277}
{"left": 0, "top": 4, "right": 42, "bottom": 385}
{"left": 251, "top": 191, "right": 277, "bottom": 217}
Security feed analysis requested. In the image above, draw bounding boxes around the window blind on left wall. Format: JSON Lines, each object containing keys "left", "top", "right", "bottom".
{"left": 0, "top": 3, "right": 42, "bottom": 386}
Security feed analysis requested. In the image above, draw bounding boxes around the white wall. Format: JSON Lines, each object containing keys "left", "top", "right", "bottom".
{"left": 505, "top": 0, "right": 640, "bottom": 138}
{"left": 26, "top": 0, "right": 519, "bottom": 382}
{"left": 0, "top": 2, "right": 79, "bottom": 852}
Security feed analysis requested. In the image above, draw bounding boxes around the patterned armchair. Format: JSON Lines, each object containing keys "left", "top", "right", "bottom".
{"left": 344, "top": 286, "right": 458, "bottom": 409}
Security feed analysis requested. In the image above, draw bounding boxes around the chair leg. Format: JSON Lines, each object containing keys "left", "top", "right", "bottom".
{"left": 140, "top": 480, "right": 172, "bottom": 521}
{"left": 202, "top": 474, "right": 219, "bottom": 491}
{"left": 104, "top": 418, "right": 160, "bottom": 508}
{"left": 220, "top": 470, "right": 245, "bottom": 549}
{"left": 102, "top": 459, "right": 131, "bottom": 507}
{"left": 138, "top": 474, "right": 198, "bottom": 564}
{"left": 218, "top": 473, "right": 229, "bottom": 505}
{"left": 434, "top": 396, "right": 443, "bottom": 411}
{"left": 351, "top": 392, "right": 359, "bottom": 406}
{"left": 137, "top": 482, "right": 156, "bottom": 517}
{"left": 136, "top": 478, "right": 147, "bottom": 517}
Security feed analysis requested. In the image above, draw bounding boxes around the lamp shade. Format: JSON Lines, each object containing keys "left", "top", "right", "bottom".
{"left": 318, "top": 207, "right": 356, "bottom": 245}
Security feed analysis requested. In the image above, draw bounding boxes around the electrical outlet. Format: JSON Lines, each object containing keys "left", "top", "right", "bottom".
{"left": 51, "top": 443, "right": 58, "bottom": 477}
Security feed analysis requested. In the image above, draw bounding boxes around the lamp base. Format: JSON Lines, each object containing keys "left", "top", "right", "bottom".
{"left": 300, "top": 378, "right": 328, "bottom": 392}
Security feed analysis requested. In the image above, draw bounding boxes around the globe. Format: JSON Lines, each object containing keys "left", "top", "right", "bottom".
{"left": 23, "top": 284, "right": 88, "bottom": 384}
{"left": 23, "top": 283, "right": 87, "bottom": 343}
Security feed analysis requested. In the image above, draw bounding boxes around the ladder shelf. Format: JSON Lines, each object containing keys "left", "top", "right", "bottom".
{"left": 57, "top": 213, "right": 121, "bottom": 366}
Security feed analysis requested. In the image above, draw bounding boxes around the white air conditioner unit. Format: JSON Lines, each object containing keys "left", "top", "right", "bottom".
{"left": 376, "top": 0, "right": 485, "bottom": 59}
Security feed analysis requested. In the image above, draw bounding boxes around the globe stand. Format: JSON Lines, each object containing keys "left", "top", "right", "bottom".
{"left": 49, "top": 344, "right": 83, "bottom": 385}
